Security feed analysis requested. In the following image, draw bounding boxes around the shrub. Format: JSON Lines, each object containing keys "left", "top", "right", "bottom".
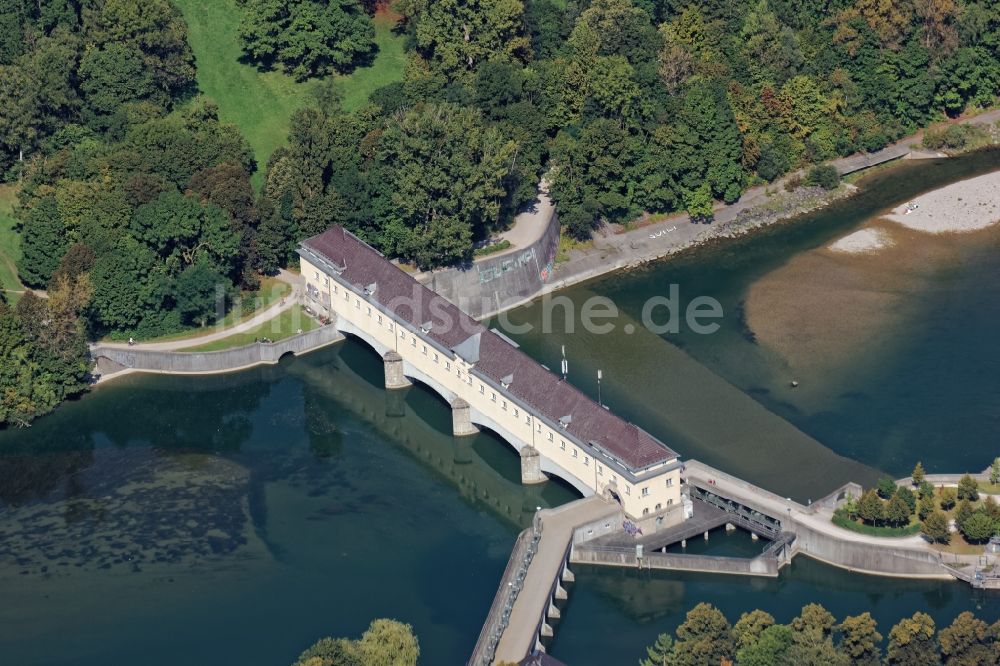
{"left": 805, "top": 164, "right": 839, "bottom": 190}
{"left": 877, "top": 476, "right": 897, "bottom": 499}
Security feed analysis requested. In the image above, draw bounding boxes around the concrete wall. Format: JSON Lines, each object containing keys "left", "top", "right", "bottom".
{"left": 421, "top": 210, "right": 560, "bottom": 320}
{"left": 790, "top": 519, "right": 946, "bottom": 577}
{"left": 571, "top": 547, "right": 779, "bottom": 577}
{"left": 91, "top": 326, "right": 344, "bottom": 375}
{"left": 300, "top": 255, "right": 683, "bottom": 519}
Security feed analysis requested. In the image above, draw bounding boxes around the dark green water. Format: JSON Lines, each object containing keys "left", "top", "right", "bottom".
{"left": 3, "top": 153, "right": 1000, "bottom": 665}
{"left": 0, "top": 342, "right": 579, "bottom": 665}
{"left": 495, "top": 149, "right": 1000, "bottom": 493}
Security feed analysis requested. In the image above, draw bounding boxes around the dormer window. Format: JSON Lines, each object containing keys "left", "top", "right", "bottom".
{"left": 559, "top": 415, "right": 572, "bottom": 429}
{"left": 501, "top": 373, "right": 513, "bottom": 389}
{"left": 421, "top": 321, "right": 432, "bottom": 334}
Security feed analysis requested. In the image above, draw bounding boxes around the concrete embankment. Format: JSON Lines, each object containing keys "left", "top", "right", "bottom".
{"left": 90, "top": 325, "right": 344, "bottom": 382}
{"left": 571, "top": 546, "right": 780, "bottom": 577}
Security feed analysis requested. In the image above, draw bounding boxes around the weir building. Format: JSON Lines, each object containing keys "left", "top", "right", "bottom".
{"left": 299, "top": 227, "right": 685, "bottom": 523}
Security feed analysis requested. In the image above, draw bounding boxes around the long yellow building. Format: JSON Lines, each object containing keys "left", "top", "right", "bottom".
{"left": 299, "top": 227, "right": 685, "bottom": 523}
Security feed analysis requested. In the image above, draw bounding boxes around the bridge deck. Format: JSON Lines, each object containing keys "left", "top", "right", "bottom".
{"left": 588, "top": 499, "right": 731, "bottom": 551}
{"left": 489, "top": 497, "right": 619, "bottom": 665}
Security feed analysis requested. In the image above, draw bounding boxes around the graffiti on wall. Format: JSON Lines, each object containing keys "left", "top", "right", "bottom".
{"left": 478, "top": 247, "right": 539, "bottom": 285}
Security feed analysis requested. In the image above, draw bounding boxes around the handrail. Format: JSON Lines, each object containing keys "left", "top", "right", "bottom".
{"left": 468, "top": 519, "right": 544, "bottom": 666}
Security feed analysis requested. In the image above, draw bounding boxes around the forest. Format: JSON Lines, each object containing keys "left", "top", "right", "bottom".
{"left": 1, "top": 0, "right": 999, "bottom": 424}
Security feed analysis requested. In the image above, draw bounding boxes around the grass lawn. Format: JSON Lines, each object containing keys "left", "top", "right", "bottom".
{"left": 106, "top": 277, "right": 292, "bottom": 343}
{"left": 174, "top": 0, "right": 406, "bottom": 189}
{"left": 0, "top": 184, "right": 23, "bottom": 297}
{"left": 181, "top": 304, "right": 318, "bottom": 352}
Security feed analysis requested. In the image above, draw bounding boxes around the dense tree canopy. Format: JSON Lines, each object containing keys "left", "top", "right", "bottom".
{"left": 238, "top": 0, "right": 376, "bottom": 80}
{"left": 642, "top": 605, "right": 1000, "bottom": 666}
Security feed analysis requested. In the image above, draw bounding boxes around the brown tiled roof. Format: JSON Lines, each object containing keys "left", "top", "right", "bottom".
{"left": 303, "top": 227, "right": 481, "bottom": 349}
{"left": 301, "top": 227, "right": 678, "bottom": 470}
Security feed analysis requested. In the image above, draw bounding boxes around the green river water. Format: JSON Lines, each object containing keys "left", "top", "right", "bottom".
{"left": 3, "top": 151, "right": 1000, "bottom": 664}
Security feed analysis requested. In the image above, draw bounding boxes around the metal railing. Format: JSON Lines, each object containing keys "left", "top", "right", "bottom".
{"left": 468, "top": 519, "right": 544, "bottom": 666}
{"left": 690, "top": 487, "right": 782, "bottom": 537}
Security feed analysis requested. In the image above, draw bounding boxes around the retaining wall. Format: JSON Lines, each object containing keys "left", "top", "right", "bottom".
{"left": 421, "top": 209, "right": 560, "bottom": 320}
{"left": 791, "top": 519, "right": 946, "bottom": 577}
{"left": 90, "top": 325, "right": 344, "bottom": 376}
{"left": 571, "top": 547, "right": 779, "bottom": 577}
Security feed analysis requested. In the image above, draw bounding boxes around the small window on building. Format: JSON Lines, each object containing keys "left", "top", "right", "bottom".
{"left": 666, "top": 478, "right": 673, "bottom": 487}
{"left": 422, "top": 345, "right": 427, "bottom": 355}
{"left": 502, "top": 400, "right": 507, "bottom": 411}
{"left": 355, "top": 299, "right": 360, "bottom": 309}
{"left": 598, "top": 465, "right": 603, "bottom": 476}
{"left": 547, "top": 432, "right": 553, "bottom": 442}
{"left": 491, "top": 392, "right": 496, "bottom": 402}
{"left": 584, "top": 457, "right": 589, "bottom": 466}
{"left": 536, "top": 423, "right": 541, "bottom": 433}
{"left": 526, "top": 415, "right": 531, "bottom": 425}
{"left": 572, "top": 449, "right": 578, "bottom": 458}
{"left": 377, "top": 315, "right": 383, "bottom": 325}
{"left": 612, "top": 475, "right": 617, "bottom": 484}
{"left": 367, "top": 307, "right": 371, "bottom": 316}
{"left": 433, "top": 353, "right": 439, "bottom": 363}
{"left": 314, "top": 271, "right": 320, "bottom": 280}
{"left": 625, "top": 486, "right": 631, "bottom": 495}
{"left": 643, "top": 508, "right": 650, "bottom": 516}
{"left": 667, "top": 498, "right": 674, "bottom": 506}
{"left": 513, "top": 408, "right": 519, "bottom": 418}
{"left": 641, "top": 487, "right": 649, "bottom": 497}
{"left": 345, "top": 291, "right": 349, "bottom": 301}
{"left": 411, "top": 337, "right": 416, "bottom": 347}
{"left": 560, "top": 441, "right": 566, "bottom": 451}
{"left": 480, "top": 385, "right": 485, "bottom": 394}
{"left": 333, "top": 285, "right": 338, "bottom": 293}
{"left": 324, "top": 278, "right": 329, "bottom": 287}
{"left": 655, "top": 503, "right": 662, "bottom": 511}
{"left": 446, "top": 362, "right": 451, "bottom": 371}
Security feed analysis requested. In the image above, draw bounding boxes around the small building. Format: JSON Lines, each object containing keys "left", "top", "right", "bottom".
{"left": 298, "top": 227, "right": 684, "bottom": 523}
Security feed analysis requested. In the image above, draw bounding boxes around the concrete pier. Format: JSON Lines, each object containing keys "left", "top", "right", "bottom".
{"left": 451, "top": 398, "right": 480, "bottom": 436}
{"left": 382, "top": 351, "right": 411, "bottom": 389}
{"left": 519, "top": 445, "right": 547, "bottom": 485}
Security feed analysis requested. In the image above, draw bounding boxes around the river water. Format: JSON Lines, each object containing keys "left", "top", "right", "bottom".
{"left": 2, "top": 151, "right": 1000, "bottom": 664}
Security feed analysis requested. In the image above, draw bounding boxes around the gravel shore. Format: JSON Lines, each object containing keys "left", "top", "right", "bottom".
{"left": 886, "top": 169, "right": 1000, "bottom": 233}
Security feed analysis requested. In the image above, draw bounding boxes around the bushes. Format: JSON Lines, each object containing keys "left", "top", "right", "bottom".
{"left": 922, "top": 123, "right": 990, "bottom": 151}
{"left": 805, "top": 165, "right": 840, "bottom": 190}
{"left": 832, "top": 508, "right": 921, "bottom": 537}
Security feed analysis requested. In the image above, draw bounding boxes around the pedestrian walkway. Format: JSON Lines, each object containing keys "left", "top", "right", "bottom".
{"left": 96, "top": 270, "right": 301, "bottom": 352}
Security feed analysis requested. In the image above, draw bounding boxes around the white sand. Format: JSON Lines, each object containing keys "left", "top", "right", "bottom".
{"left": 886, "top": 169, "right": 1000, "bottom": 233}
{"left": 829, "top": 228, "right": 894, "bottom": 254}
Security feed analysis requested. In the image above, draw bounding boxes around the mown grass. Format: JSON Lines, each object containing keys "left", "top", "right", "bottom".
{"left": 181, "top": 304, "right": 318, "bottom": 352}
{"left": 831, "top": 513, "right": 923, "bottom": 538}
{"left": 174, "top": 0, "right": 406, "bottom": 189}
{"left": 105, "top": 277, "right": 291, "bottom": 343}
{"left": 0, "top": 184, "right": 23, "bottom": 296}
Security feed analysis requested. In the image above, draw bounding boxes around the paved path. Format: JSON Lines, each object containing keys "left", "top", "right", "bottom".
{"left": 498, "top": 180, "right": 555, "bottom": 253}
{"left": 684, "top": 461, "right": 928, "bottom": 548}
{"left": 492, "top": 496, "right": 619, "bottom": 664}
{"left": 96, "top": 270, "right": 301, "bottom": 352}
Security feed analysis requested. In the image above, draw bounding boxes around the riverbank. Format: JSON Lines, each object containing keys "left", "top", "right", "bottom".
{"left": 480, "top": 110, "right": 1000, "bottom": 320}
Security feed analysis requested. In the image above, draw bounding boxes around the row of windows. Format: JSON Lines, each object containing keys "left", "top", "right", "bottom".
{"left": 319, "top": 280, "right": 670, "bottom": 500}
